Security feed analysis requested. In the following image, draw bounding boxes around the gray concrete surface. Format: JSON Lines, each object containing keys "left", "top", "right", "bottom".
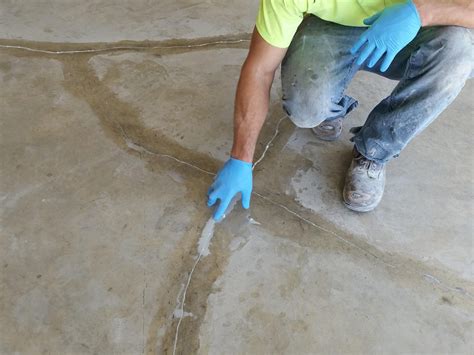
{"left": 1, "top": 1, "right": 473, "bottom": 354}
{"left": 0, "top": 0, "right": 257, "bottom": 43}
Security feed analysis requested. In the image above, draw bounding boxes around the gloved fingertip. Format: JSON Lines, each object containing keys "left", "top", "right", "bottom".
{"left": 369, "top": 59, "right": 379, "bottom": 68}
{"left": 351, "top": 36, "right": 366, "bottom": 55}
{"left": 380, "top": 57, "right": 394, "bottom": 72}
{"left": 213, "top": 198, "right": 230, "bottom": 222}
{"left": 350, "top": 43, "right": 362, "bottom": 55}
{"left": 207, "top": 198, "right": 216, "bottom": 207}
{"left": 213, "top": 208, "right": 225, "bottom": 222}
{"left": 241, "top": 193, "right": 251, "bottom": 209}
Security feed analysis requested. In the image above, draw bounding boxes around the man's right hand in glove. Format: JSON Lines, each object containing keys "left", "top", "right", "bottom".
{"left": 207, "top": 29, "right": 287, "bottom": 221}
{"left": 207, "top": 158, "right": 253, "bottom": 221}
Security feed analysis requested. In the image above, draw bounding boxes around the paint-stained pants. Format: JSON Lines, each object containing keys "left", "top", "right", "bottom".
{"left": 281, "top": 16, "right": 473, "bottom": 163}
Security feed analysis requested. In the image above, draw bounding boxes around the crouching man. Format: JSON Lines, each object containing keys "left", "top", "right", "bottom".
{"left": 208, "top": 0, "right": 473, "bottom": 219}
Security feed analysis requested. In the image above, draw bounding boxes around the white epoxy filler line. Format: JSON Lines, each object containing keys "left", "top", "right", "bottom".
{"left": 124, "top": 137, "right": 215, "bottom": 176}
{"left": 252, "top": 116, "right": 286, "bottom": 168}
{"left": 0, "top": 39, "right": 250, "bottom": 55}
{"left": 197, "top": 217, "right": 217, "bottom": 257}
{"left": 172, "top": 218, "right": 213, "bottom": 355}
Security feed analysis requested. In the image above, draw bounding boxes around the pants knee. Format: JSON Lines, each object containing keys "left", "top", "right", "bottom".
{"left": 417, "top": 27, "right": 472, "bottom": 77}
{"left": 282, "top": 98, "right": 331, "bottom": 128}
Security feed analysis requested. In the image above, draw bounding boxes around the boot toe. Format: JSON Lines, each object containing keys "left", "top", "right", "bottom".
{"left": 343, "top": 188, "right": 379, "bottom": 212}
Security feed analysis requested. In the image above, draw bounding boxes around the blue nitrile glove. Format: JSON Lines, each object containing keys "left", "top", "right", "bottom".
{"left": 207, "top": 158, "right": 253, "bottom": 221}
{"left": 351, "top": 0, "right": 421, "bottom": 72}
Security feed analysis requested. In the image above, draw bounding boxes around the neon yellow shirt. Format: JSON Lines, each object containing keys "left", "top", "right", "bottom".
{"left": 256, "top": 0, "right": 406, "bottom": 48}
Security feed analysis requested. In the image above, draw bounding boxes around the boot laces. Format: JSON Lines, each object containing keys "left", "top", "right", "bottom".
{"left": 356, "top": 154, "right": 380, "bottom": 175}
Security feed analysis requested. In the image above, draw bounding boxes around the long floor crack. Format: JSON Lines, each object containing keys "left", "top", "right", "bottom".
{"left": 0, "top": 34, "right": 251, "bottom": 56}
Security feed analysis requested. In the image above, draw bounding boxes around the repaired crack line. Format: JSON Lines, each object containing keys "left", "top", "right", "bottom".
{"left": 252, "top": 191, "right": 394, "bottom": 267}
{"left": 172, "top": 249, "right": 205, "bottom": 355}
{"left": 118, "top": 124, "right": 215, "bottom": 176}
{"left": 0, "top": 37, "right": 250, "bottom": 55}
{"left": 252, "top": 116, "right": 287, "bottom": 169}
{"left": 170, "top": 116, "right": 285, "bottom": 355}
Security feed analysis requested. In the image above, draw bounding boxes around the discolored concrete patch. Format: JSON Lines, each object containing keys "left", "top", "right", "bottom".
{"left": 87, "top": 48, "right": 285, "bottom": 164}
{"left": 198, "top": 223, "right": 474, "bottom": 354}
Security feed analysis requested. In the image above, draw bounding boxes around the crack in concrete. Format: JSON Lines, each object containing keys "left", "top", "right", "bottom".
{"left": 0, "top": 34, "right": 251, "bottom": 55}
{"left": 252, "top": 191, "right": 395, "bottom": 268}
{"left": 119, "top": 125, "right": 216, "bottom": 176}
{"left": 423, "top": 274, "right": 473, "bottom": 300}
{"left": 170, "top": 116, "right": 286, "bottom": 355}
{"left": 172, "top": 240, "right": 206, "bottom": 355}
{"left": 253, "top": 116, "right": 287, "bottom": 169}
{"left": 0, "top": 39, "right": 250, "bottom": 54}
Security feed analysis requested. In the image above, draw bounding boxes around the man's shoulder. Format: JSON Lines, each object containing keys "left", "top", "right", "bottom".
{"left": 256, "top": 0, "right": 307, "bottom": 48}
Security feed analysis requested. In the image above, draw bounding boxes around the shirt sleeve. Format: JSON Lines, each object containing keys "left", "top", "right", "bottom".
{"left": 256, "top": 0, "right": 304, "bottom": 48}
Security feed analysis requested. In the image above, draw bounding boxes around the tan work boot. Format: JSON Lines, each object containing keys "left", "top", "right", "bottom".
{"left": 312, "top": 117, "right": 343, "bottom": 141}
{"left": 343, "top": 147, "right": 386, "bottom": 212}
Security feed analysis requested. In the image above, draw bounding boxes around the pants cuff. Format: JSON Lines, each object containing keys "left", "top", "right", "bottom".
{"left": 352, "top": 132, "right": 394, "bottom": 164}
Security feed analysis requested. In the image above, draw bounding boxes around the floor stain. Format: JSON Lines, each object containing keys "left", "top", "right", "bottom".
{"left": 61, "top": 55, "right": 222, "bottom": 175}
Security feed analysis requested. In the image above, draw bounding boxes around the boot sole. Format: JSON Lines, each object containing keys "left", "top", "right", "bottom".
{"left": 311, "top": 128, "right": 342, "bottom": 141}
{"left": 343, "top": 200, "right": 378, "bottom": 213}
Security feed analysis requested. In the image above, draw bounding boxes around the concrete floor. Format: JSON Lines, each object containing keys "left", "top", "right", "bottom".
{"left": 1, "top": 1, "right": 473, "bottom": 354}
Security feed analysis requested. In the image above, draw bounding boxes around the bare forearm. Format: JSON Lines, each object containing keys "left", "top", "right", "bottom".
{"left": 229, "top": 28, "right": 287, "bottom": 163}
{"left": 414, "top": 0, "right": 474, "bottom": 27}
{"left": 231, "top": 62, "right": 274, "bottom": 163}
